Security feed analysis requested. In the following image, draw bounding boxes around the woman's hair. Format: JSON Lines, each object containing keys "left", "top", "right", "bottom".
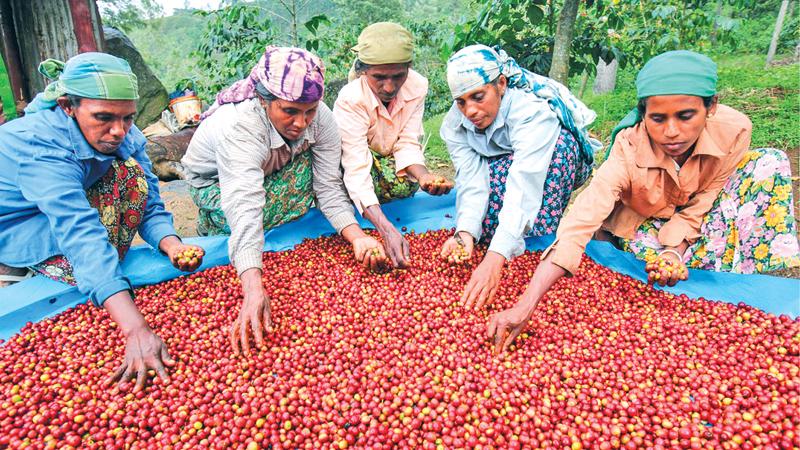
{"left": 65, "top": 94, "right": 83, "bottom": 107}
{"left": 637, "top": 95, "right": 715, "bottom": 116}
{"left": 354, "top": 59, "right": 372, "bottom": 74}
{"left": 354, "top": 59, "right": 411, "bottom": 75}
{"left": 254, "top": 82, "right": 278, "bottom": 102}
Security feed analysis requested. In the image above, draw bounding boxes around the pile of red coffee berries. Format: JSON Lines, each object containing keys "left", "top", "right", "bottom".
{"left": 0, "top": 229, "right": 797, "bottom": 449}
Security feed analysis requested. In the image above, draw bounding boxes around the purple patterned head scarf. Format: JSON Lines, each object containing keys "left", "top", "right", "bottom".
{"left": 201, "top": 46, "right": 325, "bottom": 119}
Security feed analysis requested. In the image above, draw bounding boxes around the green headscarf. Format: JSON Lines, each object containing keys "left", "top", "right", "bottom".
{"left": 25, "top": 52, "right": 139, "bottom": 114}
{"left": 348, "top": 22, "right": 414, "bottom": 81}
{"left": 606, "top": 50, "right": 718, "bottom": 156}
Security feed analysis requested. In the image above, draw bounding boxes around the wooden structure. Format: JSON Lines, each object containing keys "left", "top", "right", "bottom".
{"left": 0, "top": 0, "right": 104, "bottom": 105}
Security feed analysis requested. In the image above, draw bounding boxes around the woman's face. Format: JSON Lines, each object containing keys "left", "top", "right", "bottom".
{"left": 263, "top": 98, "right": 319, "bottom": 142}
{"left": 363, "top": 63, "right": 410, "bottom": 104}
{"left": 455, "top": 75, "right": 507, "bottom": 130}
{"left": 642, "top": 94, "right": 717, "bottom": 159}
{"left": 58, "top": 97, "right": 137, "bottom": 154}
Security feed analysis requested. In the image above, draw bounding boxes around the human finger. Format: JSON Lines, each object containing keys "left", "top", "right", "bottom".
{"left": 486, "top": 315, "right": 499, "bottom": 339}
{"left": 493, "top": 325, "right": 508, "bottom": 355}
{"left": 262, "top": 298, "right": 273, "bottom": 332}
{"left": 461, "top": 278, "right": 478, "bottom": 308}
{"left": 229, "top": 319, "right": 241, "bottom": 356}
{"left": 240, "top": 317, "right": 251, "bottom": 355}
{"left": 152, "top": 357, "right": 170, "bottom": 384}
{"left": 105, "top": 363, "right": 128, "bottom": 387}
{"left": 251, "top": 313, "right": 264, "bottom": 349}
{"left": 160, "top": 346, "right": 176, "bottom": 366}
{"left": 133, "top": 360, "right": 147, "bottom": 393}
{"left": 502, "top": 327, "right": 523, "bottom": 353}
{"left": 477, "top": 278, "right": 500, "bottom": 309}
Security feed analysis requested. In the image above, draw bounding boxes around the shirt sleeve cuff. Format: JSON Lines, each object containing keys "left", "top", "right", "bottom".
{"left": 91, "top": 278, "right": 133, "bottom": 307}
{"left": 354, "top": 191, "right": 380, "bottom": 214}
{"left": 140, "top": 220, "right": 178, "bottom": 250}
{"left": 658, "top": 218, "right": 699, "bottom": 247}
{"left": 487, "top": 229, "right": 525, "bottom": 260}
{"left": 327, "top": 211, "right": 358, "bottom": 233}
{"left": 394, "top": 148, "right": 427, "bottom": 177}
{"left": 456, "top": 216, "right": 483, "bottom": 242}
{"left": 233, "top": 248, "right": 263, "bottom": 276}
{"left": 541, "top": 238, "right": 585, "bottom": 276}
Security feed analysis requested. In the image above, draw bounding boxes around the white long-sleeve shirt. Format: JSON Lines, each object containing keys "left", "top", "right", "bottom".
{"left": 440, "top": 87, "right": 560, "bottom": 259}
{"left": 182, "top": 99, "right": 357, "bottom": 274}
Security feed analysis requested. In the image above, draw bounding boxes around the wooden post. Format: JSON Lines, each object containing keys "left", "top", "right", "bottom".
{"left": 68, "top": 0, "right": 99, "bottom": 52}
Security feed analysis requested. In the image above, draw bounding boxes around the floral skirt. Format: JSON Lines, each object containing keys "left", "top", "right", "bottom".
{"left": 190, "top": 152, "right": 315, "bottom": 236}
{"left": 620, "top": 148, "right": 800, "bottom": 273}
{"left": 481, "top": 127, "right": 592, "bottom": 243}
{"left": 30, "top": 158, "right": 148, "bottom": 284}
{"left": 370, "top": 150, "right": 419, "bottom": 202}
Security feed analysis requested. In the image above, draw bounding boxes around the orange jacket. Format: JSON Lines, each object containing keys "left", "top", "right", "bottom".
{"left": 544, "top": 104, "right": 752, "bottom": 275}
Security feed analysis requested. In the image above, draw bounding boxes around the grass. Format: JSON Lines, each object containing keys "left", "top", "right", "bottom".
{"left": 423, "top": 112, "right": 450, "bottom": 168}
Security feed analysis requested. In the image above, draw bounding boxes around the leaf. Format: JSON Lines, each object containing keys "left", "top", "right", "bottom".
{"left": 526, "top": 4, "right": 544, "bottom": 25}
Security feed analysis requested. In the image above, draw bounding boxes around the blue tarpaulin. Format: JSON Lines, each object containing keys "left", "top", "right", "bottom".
{"left": 1, "top": 192, "right": 797, "bottom": 339}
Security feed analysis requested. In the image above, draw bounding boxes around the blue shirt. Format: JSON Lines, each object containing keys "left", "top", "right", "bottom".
{"left": 440, "top": 87, "right": 560, "bottom": 259}
{"left": 0, "top": 107, "right": 176, "bottom": 306}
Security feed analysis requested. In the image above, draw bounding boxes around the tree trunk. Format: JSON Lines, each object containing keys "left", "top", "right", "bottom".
{"left": 593, "top": 58, "right": 618, "bottom": 94}
{"left": 710, "top": 0, "right": 723, "bottom": 43}
{"left": 578, "top": 71, "right": 589, "bottom": 98}
{"left": 766, "top": 0, "right": 790, "bottom": 67}
{"left": 548, "top": 0, "right": 581, "bottom": 85}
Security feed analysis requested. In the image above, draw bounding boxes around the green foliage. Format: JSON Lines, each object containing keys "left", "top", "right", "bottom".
{"left": 445, "top": 0, "right": 745, "bottom": 84}
{"left": 724, "top": 4, "right": 799, "bottom": 55}
{"left": 193, "top": 4, "right": 276, "bottom": 101}
{"left": 0, "top": 57, "right": 15, "bottom": 120}
{"left": 126, "top": 10, "right": 209, "bottom": 97}
{"left": 97, "top": 0, "right": 164, "bottom": 32}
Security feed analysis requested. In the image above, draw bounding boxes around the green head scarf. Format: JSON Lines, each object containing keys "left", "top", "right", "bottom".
{"left": 606, "top": 50, "right": 717, "bottom": 157}
{"left": 348, "top": 22, "right": 414, "bottom": 81}
{"left": 25, "top": 52, "right": 139, "bottom": 114}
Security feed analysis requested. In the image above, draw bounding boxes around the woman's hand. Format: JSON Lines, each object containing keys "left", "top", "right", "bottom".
{"left": 440, "top": 231, "right": 474, "bottom": 263}
{"left": 168, "top": 244, "right": 205, "bottom": 272}
{"left": 352, "top": 236, "right": 390, "bottom": 272}
{"left": 645, "top": 249, "right": 688, "bottom": 287}
{"left": 418, "top": 173, "right": 454, "bottom": 196}
{"left": 103, "top": 291, "right": 175, "bottom": 392}
{"left": 106, "top": 326, "right": 175, "bottom": 392}
{"left": 486, "top": 256, "right": 567, "bottom": 355}
{"left": 462, "top": 251, "right": 506, "bottom": 309}
{"left": 159, "top": 236, "right": 204, "bottom": 272}
{"left": 381, "top": 226, "right": 411, "bottom": 268}
{"left": 230, "top": 269, "right": 273, "bottom": 355}
{"left": 487, "top": 301, "right": 537, "bottom": 355}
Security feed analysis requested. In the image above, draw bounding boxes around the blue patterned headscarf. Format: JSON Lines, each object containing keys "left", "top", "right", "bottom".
{"left": 446, "top": 44, "right": 601, "bottom": 164}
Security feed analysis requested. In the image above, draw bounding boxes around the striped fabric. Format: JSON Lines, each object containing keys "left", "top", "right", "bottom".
{"left": 25, "top": 53, "right": 138, "bottom": 114}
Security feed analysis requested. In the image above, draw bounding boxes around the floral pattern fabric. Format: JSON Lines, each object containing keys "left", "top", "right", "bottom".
{"left": 620, "top": 148, "right": 800, "bottom": 273}
{"left": 190, "top": 152, "right": 315, "bottom": 236}
{"left": 370, "top": 150, "right": 419, "bottom": 202}
{"left": 31, "top": 157, "right": 148, "bottom": 284}
{"left": 481, "top": 127, "right": 591, "bottom": 243}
